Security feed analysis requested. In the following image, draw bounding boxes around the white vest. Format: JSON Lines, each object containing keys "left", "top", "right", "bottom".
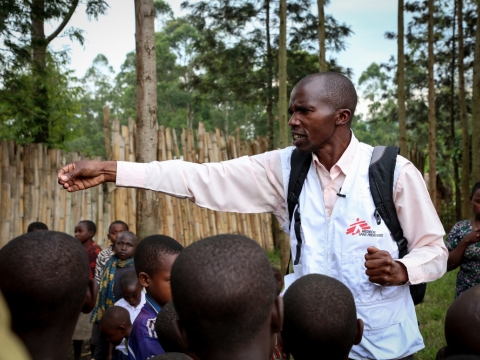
{"left": 280, "top": 143, "right": 424, "bottom": 360}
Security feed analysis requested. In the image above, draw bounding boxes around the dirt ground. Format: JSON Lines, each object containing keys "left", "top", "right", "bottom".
{"left": 66, "top": 340, "right": 92, "bottom": 360}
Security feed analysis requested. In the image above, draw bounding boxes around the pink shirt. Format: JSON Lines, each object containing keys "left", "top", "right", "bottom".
{"left": 116, "top": 133, "right": 447, "bottom": 284}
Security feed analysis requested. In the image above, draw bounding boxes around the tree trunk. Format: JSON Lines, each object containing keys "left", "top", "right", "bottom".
{"left": 427, "top": 0, "right": 437, "bottom": 207}
{"left": 397, "top": 0, "right": 408, "bottom": 158}
{"left": 451, "top": 0, "right": 462, "bottom": 221}
{"left": 457, "top": 0, "right": 471, "bottom": 218}
{"left": 135, "top": 0, "right": 159, "bottom": 240}
{"left": 472, "top": 1, "right": 480, "bottom": 182}
{"left": 30, "top": 0, "right": 49, "bottom": 144}
{"left": 317, "top": 0, "right": 326, "bottom": 72}
{"left": 265, "top": 0, "right": 274, "bottom": 151}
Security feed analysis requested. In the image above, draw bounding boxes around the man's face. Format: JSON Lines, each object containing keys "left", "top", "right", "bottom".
{"left": 122, "top": 284, "right": 143, "bottom": 308}
{"left": 114, "top": 235, "right": 136, "bottom": 260}
{"left": 288, "top": 81, "right": 338, "bottom": 154}
{"left": 101, "top": 324, "right": 125, "bottom": 346}
{"left": 108, "top": 224, "right": 128, "bottom": 245}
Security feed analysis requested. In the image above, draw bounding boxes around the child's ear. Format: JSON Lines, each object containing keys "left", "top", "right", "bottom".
{"left": 353, "top": 318, "right": 364, "bottom": 345}
{"left": 82, "top": 278, "right": 98, "bottom": 314}
{"left": 138, "top": 272, "right": 150, "bottom": 288}
{"left": 88, "top": 231, "right": 95, "bottom": 239}
{"left": 173, "top": 318, "right": 190, "bottom": 352}
{"left": 270, "top": 296, "right": 283, "bottom": 333}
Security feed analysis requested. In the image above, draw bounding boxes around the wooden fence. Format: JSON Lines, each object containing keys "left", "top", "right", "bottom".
{"left": 0, "top": 119, "right": 275, "bottom": 251}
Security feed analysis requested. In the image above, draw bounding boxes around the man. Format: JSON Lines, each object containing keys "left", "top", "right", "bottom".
{"left": 58, "top": 72, "right": 447, "bottom": 359}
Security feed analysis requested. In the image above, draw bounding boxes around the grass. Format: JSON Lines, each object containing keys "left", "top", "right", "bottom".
{"left": 415, "top": 269, "right": 457, "bottom": 360}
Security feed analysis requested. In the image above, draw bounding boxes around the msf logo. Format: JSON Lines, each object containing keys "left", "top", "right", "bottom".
{"left": 346, "top": 218, "right": 371, "bottom": 235}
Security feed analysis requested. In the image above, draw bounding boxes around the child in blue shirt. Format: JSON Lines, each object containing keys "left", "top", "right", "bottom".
{"left": 128, "top": 235, "right": 184, "bottom": 360}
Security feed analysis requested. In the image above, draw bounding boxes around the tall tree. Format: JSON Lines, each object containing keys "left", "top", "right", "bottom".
{"left": 278, "top": 0, "right": 289, "bottom": 148}
{"left": 457, "top": 0, "right": 471, "bottom": 217}
{"left": 472, "top": 1, "right": 480, "bottom": 182}
{"left": 317, "top": 0, "right": 327, "bottom": 71}
{"left": 428, "top": 0, "right": 437, "bottom": 206}
{"left": 135, "top": 0, "right": 159, "bottom": 239}
{"left": 397, "top": 0, "right": 408, "bottom": 157}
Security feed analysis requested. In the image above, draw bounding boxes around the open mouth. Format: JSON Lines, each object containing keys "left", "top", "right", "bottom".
{"left": 292, "top": 134, "right": 306, "bottom": 140}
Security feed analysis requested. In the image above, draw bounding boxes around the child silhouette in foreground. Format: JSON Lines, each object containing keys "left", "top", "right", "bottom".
{"left": 0, "top": 231, "right": 96, "bottom": 360}
{"left": 26, "top": 221, "right": 48, "bottom": 232}
{"left": 128, "top": 235, "right": 184, "bottom": 360}
{"left": 282, "top": 274, "right": 363, "bottom": 360}
{"left": 171, "top": 234, "right": 282, "bottom": 360}
{"left": 436, "top": 285, "right": 480, "bottom": 359}
{"left": 100, "top": 306, "right": 132, "bottom": 360}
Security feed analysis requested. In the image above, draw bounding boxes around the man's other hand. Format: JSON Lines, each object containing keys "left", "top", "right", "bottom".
{"left": 57, "top": 160, "right": 117, "bottom": 192}
{"left": 365, "top": 246, "right": 408, "bottom": 286}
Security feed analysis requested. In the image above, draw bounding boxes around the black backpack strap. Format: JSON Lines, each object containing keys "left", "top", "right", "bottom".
{"left": 368, "top": 146, "right": 408, "bottom": 258}
{"left": 286, "top": 149, "right": 312, "bottom": 270}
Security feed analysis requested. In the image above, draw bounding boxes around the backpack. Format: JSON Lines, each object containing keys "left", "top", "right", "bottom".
{"left": 286, "top": 146, "right": 426, "bottom": 305}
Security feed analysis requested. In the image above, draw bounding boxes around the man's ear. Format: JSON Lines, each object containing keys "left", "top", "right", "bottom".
{"left": 138, "top": 272, "right": 150, "bottom": 288}
{"left": 173, "top": 318, "right": 190, "bottom": 352}
{"left": 271, "top": 296, "right": 283, "bottom": 333}
{"left": 353, "top": 318, "right": 364, "bottom": 345}
{"left": 335, "top": 109, "right": 352, "bottom": 126}
{"left": 82, "top": 278, "right": 97, "bottom": 314}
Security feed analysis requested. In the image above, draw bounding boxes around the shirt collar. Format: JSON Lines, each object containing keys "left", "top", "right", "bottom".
{"left": 145, "top": 293, "right": 161, "bottom": 314}
{"left": 312, "top": 131, "right": 359, "bottom": 176}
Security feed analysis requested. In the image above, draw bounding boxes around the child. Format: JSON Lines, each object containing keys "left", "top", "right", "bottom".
{"left": 281, "top": 274, "right": 364, "bottom": 360}
{"left": 91, "top": 231, "right": 138, "bottom": 359}
{"left": 436, "top": 285, "right": 480, "bottom": 359}
{"left": 74, "top": 220, "right": 101, "bottom": 360}
{"left": 100, "top": 306, "right": 133, "bottom": 360}
{"left": 170, "top": 234, "right": 282, "bottom": 360}
{"left": 26, "top": 221, "right": 48, "bottom": 232}
{"left": 128, "top": 235, "right": 184, "bottom": 360}
{"left": 0, "top": 231, "right": 96, "bottom": 360}
{"left": 109, "top": 272, "right": 146, "bottom": 359}
{"left": 95, "top": 220, "right": 129, "bottom": 285}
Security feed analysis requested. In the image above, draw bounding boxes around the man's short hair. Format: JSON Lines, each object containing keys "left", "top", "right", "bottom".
{"left": 282, "top": 274, "right": 358, "bottom": 360}
{"left": 78, "top": 220, "right": 97, "bottom": 235}
{"left": 297, "top": 72, "right": 357, "bottom": 117}
{"left": 0, "top": 231, "right": 90, "bottom": 333}
{"left": 171, "top": 234, "right": 276, "bottom": 353}
{"left": 155, "top": 302, "right": 182, "bottom": 353}
{"left": 150, "top": 353, "right": 192, "bottom": 360}
{"left": 109, "top": 220, "right": 129, "bottom": 231}
{"left": 445, "top": 285, "right": 480, "bottom": 356}
{"left": 134, "top": 235, "right": 183, "bottom": 277}
{"left": 120, "top": 271, "right": 140, "bottom": 291}
{"left": 100, "top": 306, "right": 131, "bottom": 328}
{"left": 27, "top": 222, "right": 49, "bottom": 232}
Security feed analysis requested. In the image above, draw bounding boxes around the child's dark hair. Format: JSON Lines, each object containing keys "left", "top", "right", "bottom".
{"left": 282, "top": 274, "right": 357, "bottom": 360}
{"left": 120, "top": 271, "right": 141, "bottom": 291}
{"left": 171, "top": 234, "right": 276, "bottom": 354}
{"left": 0, "top": 231, "right": 90, "bottom": 332}
{"left": 155, "top": 302, "right": 182, "bottom": 353}
{"left": 109, "top": 220, "right": 129, "bottom": 231}
{"left": 150, "top": 353, "right": 192, "bottom": 360}
{"left": 100, "top": 306, "right": 131, "bottom": 329}
{"left": 134, "top": 235, "right": 183, "bottom": 277}
{"left": 471, "top": 182, "right": 480, "bottom": 198}
{"left": 27, "top": 221, "right": 48, "bottom": 232}
{"left": 78, "top": 220, "right": 97, "bottom": 235}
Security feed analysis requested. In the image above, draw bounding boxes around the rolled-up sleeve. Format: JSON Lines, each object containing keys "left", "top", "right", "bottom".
{"left": 116, "top": 151, "right": 286, "bottom": 221}
{"left": 394, "top": 163, "right": 448, "bottom": 284}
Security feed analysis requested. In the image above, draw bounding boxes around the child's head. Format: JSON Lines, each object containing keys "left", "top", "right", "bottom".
{"left": 100, "top": 306, "right": 132, "bottom": 346}
{"left": 271, "top": 266, "right": 283, "bottom": 296}
{"left": 0, "top": 231, "right": 96, "bottom": 357}
{"left": 108, "top": 220, "right": 129, "bottom": 245}
{"left": 440, "top": 285, "right": 480, "bottom": 358}
{"left": 282, "top": 274, "right": 363, "bottom": 360}
{"left": 114, "top": 231, "right": 138, "bottom": 260}
{"left": 155, "top": 301, "right": 183, "bottom": 353}
{"left": 134, "top": 235, "right": 184, "bottom": 306}
{"left": 120, "top": 271, "right": 143, "bottom": 308}
{"left": 75, "top": 220, "right": 97, "bottom": 244}
{"left": 27, "top": 222, "right": 48, "bottom": 233}
{"left": 171, "top": 234, "right": 282, "bottom": 359}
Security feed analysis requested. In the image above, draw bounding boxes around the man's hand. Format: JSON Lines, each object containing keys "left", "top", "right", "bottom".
{"left": 57, "top": 160, "right": 117, "bottom": 192}
{"left": 365, "top": 246, "right": 408, "bottom": 286}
